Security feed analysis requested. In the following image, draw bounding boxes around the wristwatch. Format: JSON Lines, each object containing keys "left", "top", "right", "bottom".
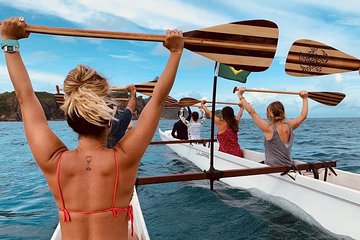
{"left": 1, "top": 39, "right": 20, "bottom": 53}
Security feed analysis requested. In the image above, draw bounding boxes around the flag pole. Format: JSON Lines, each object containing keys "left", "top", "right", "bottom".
{"left": 208, "top": 62, "right": 220, "bottom": 190}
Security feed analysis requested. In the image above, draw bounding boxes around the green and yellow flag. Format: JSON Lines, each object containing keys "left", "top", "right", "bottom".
{"left": 216, "top": 62, "right": 251, "bottom": 83}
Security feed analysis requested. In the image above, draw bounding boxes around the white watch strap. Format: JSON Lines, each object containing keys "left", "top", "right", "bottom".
{"left": 3, "top": 45, "right": 19, "bottom": 53}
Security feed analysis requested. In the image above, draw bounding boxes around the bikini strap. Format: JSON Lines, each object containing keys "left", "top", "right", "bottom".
{"left": 111, "top": 149, "right": 119, "bottom": 208}
{"left": 128, "top": 205, "right": 134, "bottom": 237}
{"left": 56, "top": 151, "right": 71, "bottom": 222}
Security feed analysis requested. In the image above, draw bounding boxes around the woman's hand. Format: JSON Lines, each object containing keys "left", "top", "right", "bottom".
{"left": 163, "top": 29, "right": 184, "bottom": 54}
{"left": 1, "top": 17, "right": 30, "bottom": 40}
{"left": 299, "top": 90, "right": 308, "bottom": 99}
{"left": 126, "top": 85, "right": 136, "bottom": 95}
{"left": 237, "top": 87, "right": 246, "bottom": 99}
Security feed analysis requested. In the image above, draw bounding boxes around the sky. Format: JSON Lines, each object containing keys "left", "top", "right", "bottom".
{"left": 1, "top": 0, "right": 360, "bottom": 118}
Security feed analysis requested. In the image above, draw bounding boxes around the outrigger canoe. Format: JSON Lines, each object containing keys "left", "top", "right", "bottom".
{"left": 50, "top": 188, "right": 150, "bottom": 240}
{"left": 159, "top": 129, "right": 360, "bottom": 239}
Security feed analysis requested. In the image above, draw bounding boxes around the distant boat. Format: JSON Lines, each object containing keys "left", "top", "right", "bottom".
{"left": 159, "top": 128, "right": 360, "bottom": 239}
{"left": 50, "top": 188, "right": 150, "bottom": 240}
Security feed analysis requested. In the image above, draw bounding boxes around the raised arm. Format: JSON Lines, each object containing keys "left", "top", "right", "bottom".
{"left": 237, "top": 87, "right": 272, "bottom": 134}
{"left": 199, "top": 108, "right": 206, "bottom": 124}
{"left": 288, "top": 91, "right": 308, "bottom": 130}
{"left": 118, "top": 29, "right": 183, "bottom": 163}
{"left": 179, "top": 107, "right": 190, "bottom": 126}
{"left": 125, "top": 85, "right": 137, "bottom": 113}
{"left": 1, "top": 17, "right": 66, "bottom": 172}
{"left": 200, "top": 100, "right": 220, "bottom": 125}
{"left": 235, "top": 106, "right": 244, "bottom": 124}
{"left": 185, "top": 106, "right": 192, "bottom": 121}
{"left": 107, "top": 86, "right": 137, "bottom": 148}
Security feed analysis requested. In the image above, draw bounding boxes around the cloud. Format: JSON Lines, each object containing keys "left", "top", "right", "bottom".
{"left": 52, "top": 36, "right": 77, "bottom": 43}
{"left": 1, "top": 0, "right": 94, "bottom": 23}
{"left": 75, "top": 0, "right": 229, "bottom": 30}
{"left": 292, "top": 0, "right": 360, "bottom": 15}
{"left": 109, "top": 50, "right": 148, "bottom": 62}
{"left": 25, "top": 51, "right": 59, "bottom": 65}
{"left": 335, "top": 16, "right": 360, "bottom": 27}
{"left": 181, "top": 53, "right": 212, "bottom": 70}
{"left": 334, "top": 74, "right": 343, "bottom": 82}
{"left": 0, "top": 64, "right": 64, "bottom": 92}
{"left": 1, "top": 0, "right": 228, "bottom": 31}
{"left": 151, "top": 43, "right": 169, "bottom": 56}
{"left": 29, "top": 70, "right": 64, "bottom": 84}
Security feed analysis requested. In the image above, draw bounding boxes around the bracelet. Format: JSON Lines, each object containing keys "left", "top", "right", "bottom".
{"left": 1, "top": 39, "right": 20, "bottom": 53}
{"left": 239, "top": 97, "right": 244, "bottom": 101}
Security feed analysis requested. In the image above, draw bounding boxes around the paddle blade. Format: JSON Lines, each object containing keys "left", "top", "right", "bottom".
{"left": 54, "top": 93, "right": 64, "bottom": 105}
{"left": 286, "top": 39, "right": 360, "bottom": 76}
{"left": 184, "top": 20, "right": 279, "bottom": 72}
{"left": 178, "top": 97, "right": 200, "bottom": 107}
{"left": 164, "top": 102, "right": 180, "bottom": 108}
{"left": 138, "top": 89, "right": 178, "bottom": 106}
{"left": 308, "top": 92, "right": 345, "bottom": 106}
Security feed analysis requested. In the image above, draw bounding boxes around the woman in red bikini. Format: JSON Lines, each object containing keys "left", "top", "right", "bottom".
{"left": 1, "top": 17, "right": 183, "bottom": 240}
{"left": 201, "top": 101, "right": 244, "bottom": 157}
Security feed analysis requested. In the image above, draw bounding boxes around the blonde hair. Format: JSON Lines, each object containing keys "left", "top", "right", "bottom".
{"left": 267, "top": 101, "right": 286, "bottom": 123}
{"left": 61, "top": 65, "right": 116, "bottom": 128}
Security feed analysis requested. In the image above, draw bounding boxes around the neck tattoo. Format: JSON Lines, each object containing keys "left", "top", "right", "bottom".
{"left": 86, "top": 156, "right": 92, "bottom": 171}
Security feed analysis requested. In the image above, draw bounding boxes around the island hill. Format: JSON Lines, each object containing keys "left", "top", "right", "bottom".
{"left": 0, "top": 91, "right": 179, "bottom": 121}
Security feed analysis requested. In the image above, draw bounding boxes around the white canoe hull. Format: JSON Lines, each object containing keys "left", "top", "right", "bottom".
{"left": 50, "top": 188, "right": 150, "bottom": 240}
{"left": 159, "top": 129, "right": 360, "bottom": 239}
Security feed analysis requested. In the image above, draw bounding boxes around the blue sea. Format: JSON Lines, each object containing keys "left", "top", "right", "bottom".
{"left": 0, "top": 118, "right": 359, "bottom": 240}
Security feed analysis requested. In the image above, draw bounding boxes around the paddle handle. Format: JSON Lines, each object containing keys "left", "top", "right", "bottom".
{"left": 57, "top": 86, "right": 128, "bottom": 92}
{"left": 233, "top": 87, "right": 299, "bottom": 95}
{"left": 111, "top": 87, "right": 128, "bottom": 91}
{"left": 24, "top": 24, "right": 165, "bottom": 42}
{"left": 112, "top": 97, "right": 129, "bottom": 101}
{"left": 207, "top": 101, "right": 239, "bottom": 106}
{"left": 0, "top": 22, "right": 207, "bottom": 45}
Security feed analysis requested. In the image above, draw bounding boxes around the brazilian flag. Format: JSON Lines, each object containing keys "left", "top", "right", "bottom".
{"left": 216, "top": 62, "right": 251, "bottom": 83}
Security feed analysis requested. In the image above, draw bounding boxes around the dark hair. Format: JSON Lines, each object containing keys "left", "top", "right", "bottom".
{"left": 267, "top": 101, "right": 285, "bottom": 123}
{"left": 221, "top": 106, "right": 239, "bottom": 132}
{"left": 67, "top": 113, "right": 107, "bottom": 137}
{"left": 192, "top": 112, "right": 199, "bottom": 122}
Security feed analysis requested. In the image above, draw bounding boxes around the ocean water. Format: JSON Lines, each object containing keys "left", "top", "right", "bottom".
{"left": 0, "top": 118, "right": 359, "bottom": 240}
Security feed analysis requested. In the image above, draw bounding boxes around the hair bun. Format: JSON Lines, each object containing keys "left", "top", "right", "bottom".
{"left": 61, "top": 64, "right": 115, "bottom": 127}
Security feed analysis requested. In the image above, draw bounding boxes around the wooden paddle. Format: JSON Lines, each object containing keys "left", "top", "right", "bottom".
{"left": 233, "top": 87, "right": 345, "bottom": 106}
{"left": 285, "top": 39, "right": 360, "bottom": 76}
{"left": 53, "top": 93, "right": 129, "bottom": 105}
{"left": 178, "top": 97, "right": 239, "bottom": 107}
{"left": 110, "top": 76, "right": 179, "bottom": 105}
{"left": 55, "top": 77, "right": 179, "bottom": 105}
{"left": 110, "top": 76, "right": 159, "bottom": 91}
{"left": 0, "top": 20, "right": 279, "bottom": 72}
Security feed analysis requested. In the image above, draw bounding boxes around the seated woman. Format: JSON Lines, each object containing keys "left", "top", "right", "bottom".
{"left": 1, "top": 17, "right": 183, "bottom": 240}
{"left": 237, "top": 87, "right": 308, "bottom": 166}
{"left": 201, "top": 101, "right": 244, "bottom": 157}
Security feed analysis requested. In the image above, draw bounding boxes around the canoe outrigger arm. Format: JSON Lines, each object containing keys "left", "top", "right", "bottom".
{"left": 135, "top": 161, "right": 337, "bottom": 186}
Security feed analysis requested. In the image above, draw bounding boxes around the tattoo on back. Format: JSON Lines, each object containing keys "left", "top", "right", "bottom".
{"left": 86, "top": 156, "right": 92, "bottom": 171}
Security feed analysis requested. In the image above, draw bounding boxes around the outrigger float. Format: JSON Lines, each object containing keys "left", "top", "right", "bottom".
{"left": 155, "top": 129, "right": 360, "bottom": 240}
